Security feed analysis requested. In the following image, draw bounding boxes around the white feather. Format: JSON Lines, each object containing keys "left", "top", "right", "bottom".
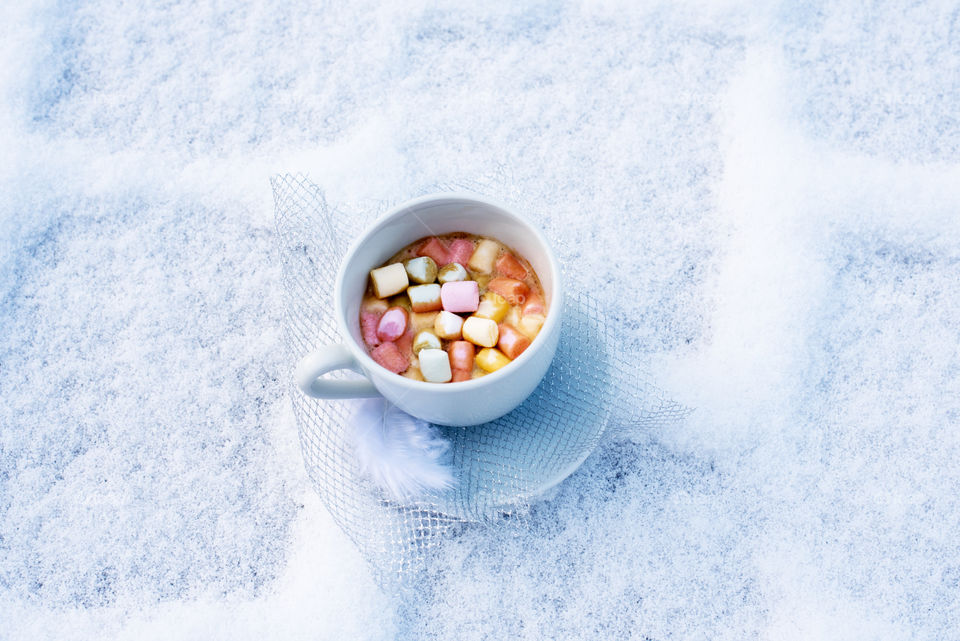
{"left": 349, "top": 398, "right": 455, "bottom": 502}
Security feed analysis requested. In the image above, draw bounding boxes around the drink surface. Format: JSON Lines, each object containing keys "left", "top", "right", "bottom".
{"left": 360, "top": 232, "right": 548, "bottom": 383}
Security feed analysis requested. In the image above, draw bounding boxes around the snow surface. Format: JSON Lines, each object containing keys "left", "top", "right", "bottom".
{"left": 3, "top": 1, "right": 960, "bottom": 638}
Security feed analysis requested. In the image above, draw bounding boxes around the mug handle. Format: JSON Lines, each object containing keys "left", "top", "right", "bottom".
{"left": 295, "top": 344, "right": 380, "bottom": 399}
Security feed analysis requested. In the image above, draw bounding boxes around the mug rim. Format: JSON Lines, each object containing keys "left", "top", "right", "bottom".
{"left": 333, "top": 192, "right": 562, "bottom": 393}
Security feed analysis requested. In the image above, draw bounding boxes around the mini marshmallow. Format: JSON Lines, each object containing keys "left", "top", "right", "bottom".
{"left": 403, "top": 256, "right": 438, "bottom": 284}
{"left": 396, "top": 327, "right": 414, "bottom": 355}
{"left": 418, "top": 348, "right": 452, "bottom": 383}
{"left": 451, "top": 369, "right": 473, "bottom": 382}
{"left": 440, "top": 280, "right": 479, "bottom": 313}
{"left": 462, "top": 316, "right": 499, "bottom": 347}
{"left": 407, "top": 283, "right": 442, "bottom": 312}
{"left": 412, "top": 330, "right": 442, "bottom": 355}
{"left": 416, "top": 237, "right": 451, "bottom": 266}
{"left": 448, "top": 340, "right": 475, "bottom": 371}
{"left": 522, "top": 293, "right": 545, "bottom": 316}
{"left": 369, "top": 263, "right": 409, "bottom": 298}
{"left": 503, "top": 304, "right": 522, "bottom": 328}
{"left": 437, "top": 262, "right": 468, "bottom": 284}
{"left": 376, "top": 307, "right": 408, "bottom": 342}
{"left": 475, "top": 347, "right": 511, "bottom": 373}
{"left": 495, "top": 252, "right": 527, "bottom": 280}
{"left": 487, "top": 278, "right": 530, "bottom": 305}
{"left": 497, "top": 323, "right": 531, "bottom": 360}
{"left": 516, "top": 313, "right": 545, "bottom": 339}
{"left": 370, "top": 342, "right": 409, "bottom": 373}
{"left": 434, "top": 310, "right": 463, "bottom": 340}
{"left": 447, "top": 238, "right": 475, "bottom": 266}
{"left": 474, "top": 292, "right": 510, "bottom": 323}
{"left": 468, "top": 239, "right": 501, "bottom": 274}
{"left": 360, "top": 311, "right": 382, "bottom": 347}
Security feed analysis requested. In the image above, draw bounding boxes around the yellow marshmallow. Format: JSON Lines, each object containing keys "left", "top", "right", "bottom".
{"left": 468, "top": 239, "right": 501, "bottom": 274}
{"left": 462, "top": 316, "right": 499, "bottom": 347}
{"left": 516, "top": 313, "right": 545, "bottom": 339}
{"left": 475, "top": 348, "right": 511, "bottom": 373}
{"left": 503, "top": 304, "right": 521, "bottom": 328}
{"left": 474, "top": 292, "right": 510, "bottom": 323}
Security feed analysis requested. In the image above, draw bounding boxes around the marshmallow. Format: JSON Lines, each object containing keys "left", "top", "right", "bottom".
{"left": 474, "top": 292, "right": 509, "bottom": 323}
{"left": 410, "top": 311, "right": 439, "bottom": 333}
{"left": 495, "top": 252, "right": 527, "bottom": 280}
{"left": 403, "top": 256, "right": 438, "bottom": 284}
{"left": 440, "top": 280, "right": 479, "bottom": 313}
{"left": 407, "top": 283, "right": 442, "bottom": 312}
{"left": 416, "top": 237, "right": 451, "bottom": 266}
{"left": 396, "top": 327, "right": 414, "bottom": 355}
{"left": 468, "top": 239, "right": 501, "bottom": 274}
{"left": 503, "top": 304, "right": 522, "bottom": 328}
{"left": 360, "top": 311, "right": 381, "bottom": 347}
{"left": 437, "top": 262, "right": 468, "bottom": 284}
{"left": 376, "top": 306, "right": 408, "bottom": 342}
{"left": 497, "top": 323, "right": 531, "bottom": 360}
{"left": 475, "top": 347, "right": 511, "bottom": 373}
{"left": 447, "top": 238, "right": 475, "bottom": 266}
{"left": 516, "top": 313, "right": 545, "bottom": 339}
{"left": 448, "top": 340, "right": 475, "bottom": 371}
{"left": 462, "top": 316, "right": 498, "bottom": 347}
{"left": 370, "top": 342, "right": 409, "bottom": 373}
{"left": 434, "top": 310, "right": 463, "bottom": 340}
{"left": 412, "top": 330, "right": 442, "bottom": 355}
{"left": 522, "top": 293, "right": 546, "bottom": 316}
{"left": 418, "top": 348, "right": 452, "bottom": 383}
{"left": 451, "top": 369, "right": 473, "bottom": 382}
{"left": 369, "top": 263, "right": 409, "bottom": 298}
{"left": 487, "top": 278, "right": 530, "bottom": 305}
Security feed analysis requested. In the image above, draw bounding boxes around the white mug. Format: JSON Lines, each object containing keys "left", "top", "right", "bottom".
{"left": 294, "top": 193, "right": 562, "bottom": 426}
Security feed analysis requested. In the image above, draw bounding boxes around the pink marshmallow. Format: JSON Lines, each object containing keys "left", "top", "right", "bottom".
{"left": 376, "top": 306, "right": 408, "bottom": 342}
{"left": 447, "top": 238, "right": 475, "bottom": 267}
{"left": 441, "top": 280, "right": 479, "bottom": 313}
{"left": 370, "top": 342, "right": 408, "bottom": 373}
{"left": 360, "top": 311, "right": 382, "bottom": 346}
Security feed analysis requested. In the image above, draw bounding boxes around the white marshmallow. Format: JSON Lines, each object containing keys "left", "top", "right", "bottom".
{"left": 404, "top": 256, "right": 438, "bottom": 284}
{"left": 437, "top": 262, "right": 468, "bottom": 284}
{"left": 418, "top": 348, "right": 452, "bottom": 383}
{"left": 407, "top": 283, "right": 442, "bottom": 312}
{"left": 434, "top": 310, "right": 464, "bottom": 340}
{"left": 412, "top": 330, "right": 442, "bottom": 355}
{"left": 369, "top": 263, "right": 409, "bottom": 298}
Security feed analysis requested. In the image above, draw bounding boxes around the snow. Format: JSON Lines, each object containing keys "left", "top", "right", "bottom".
{"left": 2, "top": 1, "right": 959, "bottom": 638}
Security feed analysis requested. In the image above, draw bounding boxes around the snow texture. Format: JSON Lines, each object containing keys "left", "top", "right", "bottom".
{"left": 2, "top": 0, "right": 959, "bottom": 639}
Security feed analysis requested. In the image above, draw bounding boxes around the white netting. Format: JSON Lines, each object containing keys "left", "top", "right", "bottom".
{"left": 271, "top": 174, "right": 689, "bottom": 589}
